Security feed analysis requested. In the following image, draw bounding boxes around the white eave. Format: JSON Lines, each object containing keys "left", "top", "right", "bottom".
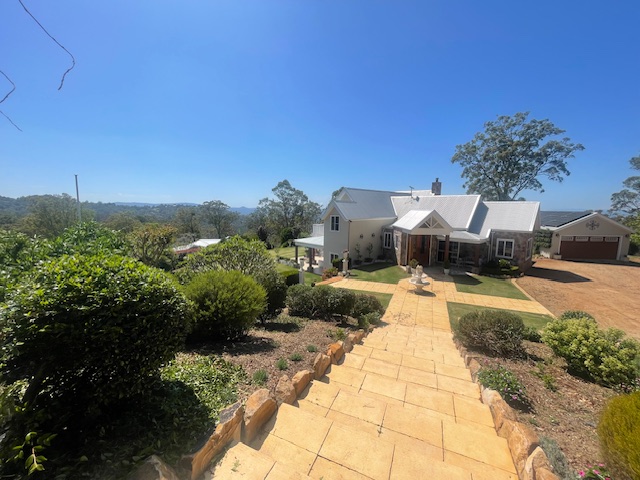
{"left": 293, "top": 236, "right": 324, "bottom": 249}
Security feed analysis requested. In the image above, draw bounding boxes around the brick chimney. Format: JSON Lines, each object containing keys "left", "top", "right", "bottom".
{"left": 432, "top": 178, "right": 442, "bottom": 195}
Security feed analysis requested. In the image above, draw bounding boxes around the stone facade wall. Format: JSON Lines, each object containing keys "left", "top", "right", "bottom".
{"left": 491, "top": 230, "right": 534, "bottom": 271}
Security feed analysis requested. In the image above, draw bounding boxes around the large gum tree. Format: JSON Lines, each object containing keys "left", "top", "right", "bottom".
{"left": 452, "top": 112, "right": 584, "bottom": 201}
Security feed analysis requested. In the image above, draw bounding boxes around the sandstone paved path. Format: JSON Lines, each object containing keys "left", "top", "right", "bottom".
{"left": 209, "top": 272, "right": 551, "bottom": 479}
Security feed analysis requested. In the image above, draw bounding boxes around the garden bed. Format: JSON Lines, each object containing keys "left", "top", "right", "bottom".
{"left": 472, "top": 341, "right": 616, "bottom": 476}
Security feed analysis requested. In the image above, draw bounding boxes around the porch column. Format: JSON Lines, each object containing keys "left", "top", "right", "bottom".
{"left": 295, "top": 245, "right": 299, "bottom": 263}
{"left": 444, "top": 234, "right": 450, "bottom": 261}
{"left": 473, "top": 244, "right": 480, "bottom": 266}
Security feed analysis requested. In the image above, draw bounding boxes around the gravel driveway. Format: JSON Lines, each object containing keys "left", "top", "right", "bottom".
{"left": 516, "top": 258, "right": 640, "bottom": 340}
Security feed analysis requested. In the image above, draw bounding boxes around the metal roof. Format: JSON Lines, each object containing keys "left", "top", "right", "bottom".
{"left": 322, "top": 187, "right": 411, "bottom": 221}
{"left": 392, "top": 195, "right": 481, "bottom": 230}
{"left": 293, "top": 235, "right": 324, "bottom": 249}
{"left": 477, "top": 202, "right": 541, "bottom": 237}
{"left": 540, "top": 211, "right": 592, "bottom": 227}
{"left": 391, "top": 209, "right": 452, "bottom": 234}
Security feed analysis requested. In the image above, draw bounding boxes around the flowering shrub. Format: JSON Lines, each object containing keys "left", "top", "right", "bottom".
{"left": 477, "top": 364, "right": 527, "bottom": 403}
{"left": 542, "top": 318, "right": 640, "bottom": 387}
{"left": 577, "top": 463, "right": 612, "bottom": 479}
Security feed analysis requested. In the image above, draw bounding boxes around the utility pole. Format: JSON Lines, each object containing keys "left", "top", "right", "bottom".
{"left": 75, "top": 174, "right": 81, "bottom": 222}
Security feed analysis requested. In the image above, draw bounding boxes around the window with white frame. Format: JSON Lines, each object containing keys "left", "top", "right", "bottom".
{"left": 526, "top": 237, "right": 533, "bottom": 260}
{"left": 383, "top": 231, "right": 392, "bottom": 249}
{"left": 496, "top": 238, "right": 514, "bottom": 259}
{"left": 330, "top": 215, "right": 340, "bottom": 231}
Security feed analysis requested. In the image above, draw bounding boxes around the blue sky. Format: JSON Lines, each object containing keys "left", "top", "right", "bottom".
{"left": 1, "top": 1, "right": 638, "bottom": 211}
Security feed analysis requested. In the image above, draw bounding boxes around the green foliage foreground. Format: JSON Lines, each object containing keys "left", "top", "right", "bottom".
{"left": 0, "top": 253, "right": 191, "bottom": 478}
{"left": 598, "top": 391, "right": 640, "bottom": 480}
{"left": 542, "top": 317, "right": 640, "bottom": 388}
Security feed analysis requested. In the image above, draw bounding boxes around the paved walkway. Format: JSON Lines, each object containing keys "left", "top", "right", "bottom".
{"left": 210, "top": 273, "right": 551, "bottom": 479}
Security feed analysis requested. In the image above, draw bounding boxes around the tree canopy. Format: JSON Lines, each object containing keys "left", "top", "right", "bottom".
{"left": 201, "top": 200, "right": 238, "bottom": 238}
{"left": 611, "top": 155, "right": 640, "bottom": 215}
{"left": 253, "top": 180, "right": 321, "bottom": 245}
{"left": 451, "top": 112, "right": 584, "bottom": 201}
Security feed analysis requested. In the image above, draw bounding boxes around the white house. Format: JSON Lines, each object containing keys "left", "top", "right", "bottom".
{"left": 296, "top": 179, "right": 541, "bottom": 272}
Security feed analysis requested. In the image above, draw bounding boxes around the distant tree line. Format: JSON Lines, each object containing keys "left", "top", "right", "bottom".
{"left": 0, "top": 179, "right": 323, "bottom": 254}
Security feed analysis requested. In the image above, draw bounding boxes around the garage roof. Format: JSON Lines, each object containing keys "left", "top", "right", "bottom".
{"left": 541, "top": 211, "right": 592, "bottom": 227}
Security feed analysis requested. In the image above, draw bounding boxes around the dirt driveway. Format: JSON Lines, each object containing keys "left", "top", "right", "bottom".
{"left": 516, "top": 258, "right": 640, "bottom": 339}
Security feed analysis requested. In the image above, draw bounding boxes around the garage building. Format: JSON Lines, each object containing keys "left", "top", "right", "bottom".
{"left": 540, "top": 211, "right": 633, "bottom": 261}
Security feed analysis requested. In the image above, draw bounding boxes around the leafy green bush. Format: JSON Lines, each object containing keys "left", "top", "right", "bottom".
{"left": 177, "top": 236, "right": 286, "bottom": 319}
{"left": 352, "top": 294, "right": 385, "bottom": 319}
{"left": 598, "top": 391, "right": 640, "bottom": 479}
{"left": 278, "top": 265, "right": 300, "bottom": 286}
{"left": 1, "top": 254, "right": 190, "bottom": 409}
{"left": 454, "top": 310, "right": 525, "bottom": 357}
{"left": 286, "top": 284, "right": 315, "bottom": 317}
{"left": 161, "top": 353, "right": 245, "bottom": 420}
{"left": 559, "top": 310, "right": 595, "bottom": 321}
{"left": 360, "top": 312, "right": 382, "bottom": 327}
{"left": 330, "top": 288, "right": 356, "bottom": 319}
{"left": 0, "top": 254, "right": 190, "bottom": 477}
{"left": 523, "top": 326, "right": 542, "bottom": 343}
{"left": 184, "top": 270, "right": 266, "bottom": 340}
{"left": 477, "top": 364, "right": 527, "bottom": 404}
{"left": 307, "top": 345, "right": 318, "bottom": 353}
{"left": 542, "top": 318, "right": 640, "bottom": 387}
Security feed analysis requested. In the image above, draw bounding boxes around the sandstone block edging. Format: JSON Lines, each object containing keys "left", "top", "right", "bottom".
{"left": 458, "top": 349, "right": 559, "bottom": 480}
{"left": 182, "top": 322, "right": 372, "bottom": 478}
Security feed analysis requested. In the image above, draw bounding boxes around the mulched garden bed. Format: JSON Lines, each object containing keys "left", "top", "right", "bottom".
{"left": 472, "top": 341, "right": 617, "bottom": 475}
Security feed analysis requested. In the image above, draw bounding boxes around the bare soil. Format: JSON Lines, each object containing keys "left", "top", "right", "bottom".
{"left": 193, "top": 314, "right": 359, "bottom": 402}
{"left": 472, "top": 341, "right": 617, "bottom": 475}
{"left": 516, "top": 257, "right": 640, "bottom": 339}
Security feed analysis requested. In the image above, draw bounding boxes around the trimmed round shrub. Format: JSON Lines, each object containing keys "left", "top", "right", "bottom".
{"left": 360, "top": 311, "right": 382, "bottom": 326}
{"left": 331, "top": 288, "right": 356, "bottom": 318}
{"left": 0, "top": 254, "right": 190, "bottom": 409}
{"left": 598, "top": 392, "right": 640, "bottom": 479}
{"left": 559, "top": 310, "right": 595, "bottom": 321}
{"left": 177, "top": 236, "right": 285, "bottom": 319}
{"left": 542, "top": 318, "right": 640, "bottom": 386}
{"left": 454, "top": 310, "right": 525, "bottom": 357}
{"left": 352, "top": 294, "right": 384, "bottom": 319}
{"left": 278, "top": 265, "right": 300, "bottom": 286}
{"left": 184, "top": 270, "right": 266, "bottom": 340}
{"left": 286, "top": 284, "right": 315, "bottom": 318}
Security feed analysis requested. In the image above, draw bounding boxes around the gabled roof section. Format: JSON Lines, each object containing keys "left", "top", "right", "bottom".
{"left": 476, "top": 202, "right": 540, "bottom": 237}
{"left": 391, "top": 195, "right": 481, "bottom": 230}
{"left": 322, "top": 187, "right": 409, "bottom": 221}
{"left": 391, "top": 210, "right": 452, "bottom": 234}
{"left": 552, "top": 212, "right": 634, "bottom": 233}
{"left": 540, "top": 211, "right": 592, "bottom": 227}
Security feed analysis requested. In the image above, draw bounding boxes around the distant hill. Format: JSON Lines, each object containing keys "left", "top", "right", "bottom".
{"left": 0, "top": 195, "right": 256, "bottom": 224}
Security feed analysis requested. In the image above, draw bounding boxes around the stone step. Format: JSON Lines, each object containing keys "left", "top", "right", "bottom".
{"left": 207, "top": 441, "right": 312, "bottom": 479}
{"left": 248, "top": 399, "right": 516, "bottom": 480}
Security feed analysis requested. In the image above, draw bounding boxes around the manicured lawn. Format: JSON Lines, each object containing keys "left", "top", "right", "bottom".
{"left": 452, "top": 274, "right": 529, "bottom": 300}
{"left": 348, "top": 263, "right": 410, "bottom": 284}
{"left": 447, "top": 302, "right": 553, "bottom": 332}
{"left": 269, "top": 246, "right": 299, "bottom": 260}
{"left": 303, "top": 271, "right": 322, "bottom": 284}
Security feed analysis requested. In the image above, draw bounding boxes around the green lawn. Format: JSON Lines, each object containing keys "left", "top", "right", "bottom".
{"left": 452, "top": 274, "right": 529, "bottom": 300}
{"left": 348, "top": 263, "right": 410, "bottom": 284}
{"left": 447, "top": 302, "right": 553, "bottom": 332}
{"left": 269, "top": 246, "right": 299, "bottom": 260}
{"left": 303, "top": 271, "right": 322, "bottom": 284}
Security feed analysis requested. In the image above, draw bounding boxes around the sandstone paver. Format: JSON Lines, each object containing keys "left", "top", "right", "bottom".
{"left": 210, "top": 272, "right": 542, "bottom": 479}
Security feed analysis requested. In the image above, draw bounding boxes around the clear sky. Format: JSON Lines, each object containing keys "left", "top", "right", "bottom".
{"left": 1, "top": 1, "right": 638, "bottom": 211}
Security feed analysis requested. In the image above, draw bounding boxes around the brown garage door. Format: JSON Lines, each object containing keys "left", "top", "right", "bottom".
{"left": 560, "top": 236, "right": 619, "bottom": 260}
